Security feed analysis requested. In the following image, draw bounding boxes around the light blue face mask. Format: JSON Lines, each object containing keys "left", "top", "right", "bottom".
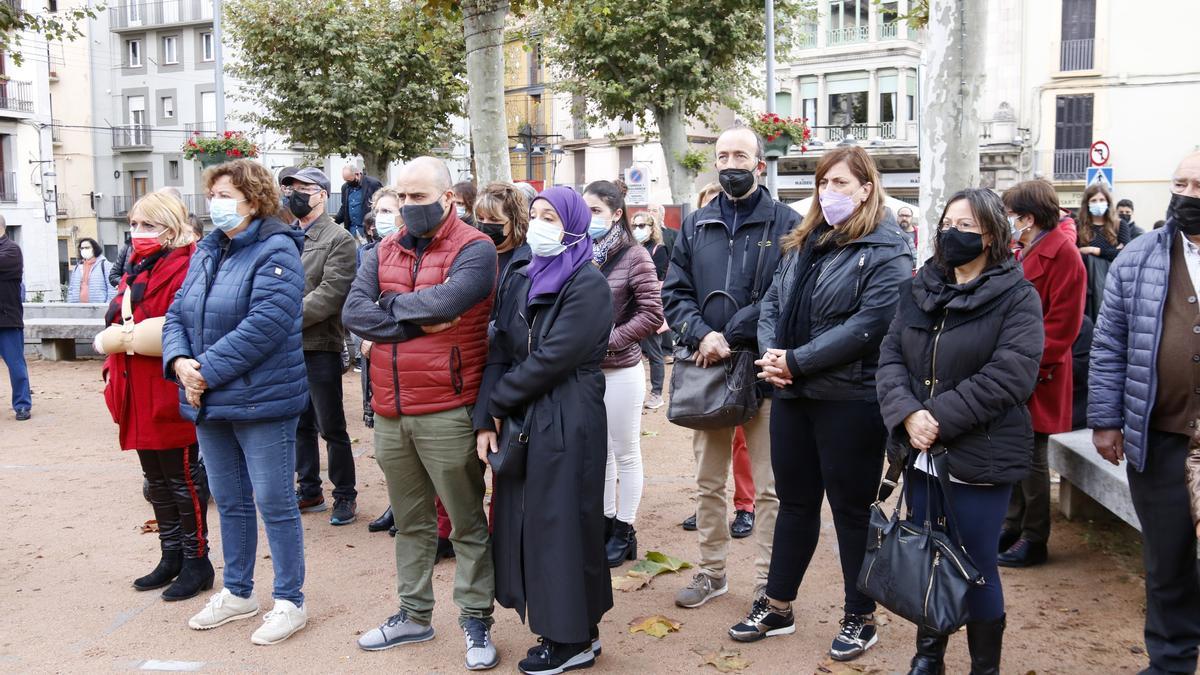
{"left": 528, "top": 218, "right": 575, "bottom": 257}
{"left": 1088, "top": 202, "right": 1108, "bottom": 217}
{"left": 588, "top": 216, "right": 612, "bottom": 240}
{"left": 375, "top": 212, "right": 399, "bottom": 238}
{"left": 209, "top": 198, "right": 246, "bottom": 233}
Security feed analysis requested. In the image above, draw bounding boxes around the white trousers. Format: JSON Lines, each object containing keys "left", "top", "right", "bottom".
{"left": 602, "top": 364, "right": 646, "bottom": 524}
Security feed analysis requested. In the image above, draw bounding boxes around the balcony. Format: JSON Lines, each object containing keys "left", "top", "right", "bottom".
{"left": 0, "top": 80, "right": 35, "bottom": 115}
{"left": 110, "top": 0, "right": 214, "bottom": 31}
{"left": 1053, "top": 148, "right": 1090, "bottom": 181}
{"left": 879, "top": 121, "right": 897, "bottom": 140}
{"left": 797, "top": 29, "right": 817, "bottom": 49}
{"left": 879, "top": 21, "right": 900, "bottom": 40}
{"left": 113, "top": 195, "right": 137, "bottom": 216}
{"left": 51, "top": 119, "right": 63, "bottom": 145}
{"left": 827, "top": 24, "right": 869, "bottom": 46}
{"left": 184, "top": 122, "right": 217, "bottom": 134}
{"left": 182, "top": 194, "right": 211, "bottom": 218}
{"left": 0, "top": 172, "right": 15, "bottom": 202}
{"left": 112, "top": 125, "right": 153, "bottom": 151}
{"left": 1060, "top": 38, "right": 1095, "bottom": 72}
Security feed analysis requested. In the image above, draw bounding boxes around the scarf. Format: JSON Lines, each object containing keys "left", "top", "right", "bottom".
{"left": 105, "top": 249, "right": 168, "bottom": 326}
{"left": 777, "top": 224, "right": 837, "bottom": 349}
{"left": 592, "top": 225, "right": 626, "bottom": 268}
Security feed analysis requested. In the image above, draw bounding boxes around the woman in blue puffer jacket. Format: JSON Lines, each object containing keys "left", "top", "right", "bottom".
{"left": 162, "top": 159, "right": 310, "bottom": 646}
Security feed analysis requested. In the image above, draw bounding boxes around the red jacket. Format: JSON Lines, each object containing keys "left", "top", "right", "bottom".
{"left": 369, "top": 219, "right": 493, "bottom": 417}
{"left": 103, "top": 245, "right": 198, "bottom": 450}
{"left": 1020, "top": 226, "right": 1086, "bottom": 434}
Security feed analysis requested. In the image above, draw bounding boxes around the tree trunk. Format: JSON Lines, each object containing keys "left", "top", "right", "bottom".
{"left": 918, "top": 0, "right": 988, "bottom": 264}
{"left": 656, "top": 101, "right": 694, "bottom": 206}
{"left": 361, "top": 150, "right": 388, "bottom": 182}
{"left": 462, "top": 0, "right": 512, "bottom": 185}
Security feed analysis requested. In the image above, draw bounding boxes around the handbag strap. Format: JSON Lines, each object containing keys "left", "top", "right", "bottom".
{"left": 926, "top": 448, "right": 983, "bottom": 573}
{"left": 121, "top": 283, "right": 134, "bottom": 325}
{"left": 748, "top": 215, "right": 775, "bottom": 304}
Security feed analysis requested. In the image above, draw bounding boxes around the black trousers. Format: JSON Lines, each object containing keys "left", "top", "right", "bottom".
{"left": 1128, "top": 430, "right": 1200, "bottom": 674}
{"left": 137, "top": 445, "right": 209, "bottom": 558}
{"left": 295, "top": 349, "right": 357, "bottom": 501}
{"left": 765, "top": 397, "right": 885, "bottom": 615}
{"left": 1004, "top": 432, "right": 1052, "bottom": 543}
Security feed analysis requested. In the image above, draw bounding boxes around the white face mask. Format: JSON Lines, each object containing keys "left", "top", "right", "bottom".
{"left": 375, "top": 212, "right": 399, "bottom": 238}
{"left": 80, "top": 248, "right": 94, "bottom": 260}
{"left": 633, "top": 226, "right": 651, "bottom": 243}
{"left": 527, "top": 218, "right": 569, "bottom": 258}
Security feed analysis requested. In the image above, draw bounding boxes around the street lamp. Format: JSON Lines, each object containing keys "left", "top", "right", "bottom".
{"left": 509, "top": 123, "right": 563, "bottom": 186}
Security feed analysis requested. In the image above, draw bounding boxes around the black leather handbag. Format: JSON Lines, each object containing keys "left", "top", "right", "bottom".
{"left": 490, "top": 413, "right": 529, "bottom": 479}
{"left": 857, "top": 448, "right": 985, "bottom": 636}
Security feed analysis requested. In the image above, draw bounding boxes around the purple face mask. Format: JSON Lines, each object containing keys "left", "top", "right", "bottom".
{"left": 819, "top": 189, "right": 858, "bottom": 226}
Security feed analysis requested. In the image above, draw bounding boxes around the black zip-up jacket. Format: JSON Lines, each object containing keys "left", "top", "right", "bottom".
{"left": 0, "top": 235, "right": 23, "bottom": 329}
{"left": 757, "top": 212, "right": 913, "bottom": 401}
{"left": 662, "top": 186, "right": 799, "bottom": 352}
{"left": 876, "top": 260, "right": 1044, "bottom": 484}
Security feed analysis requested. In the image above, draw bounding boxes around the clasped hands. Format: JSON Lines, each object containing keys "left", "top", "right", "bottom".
{"left": 173, "top": 358, "right": 208, "bottom": 409}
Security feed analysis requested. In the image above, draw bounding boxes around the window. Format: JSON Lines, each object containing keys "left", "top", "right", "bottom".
{"left": 128, "top": 95, "right": 146, "bottom": 126}
{"left": 827, "top": 0, "right": 868, "bottom": 44}
{"left": 126, "top": 1, "right": 142, "bottom": 25}
{"left": 1053, "top": 94, "right": 1093, "bottom": 179}
{"left": 801, "top": 97, "right": 817, "bottom": 126}
{"left": 131, "top": 171, "right": 149, "bottom": 200}
{"left": 201, "top": 32, "right": 215, "bottom": 62}
{"left": 48, "top": 0, "right": 59, "bottom": 12}
{"left": 827, "top": 72, "right": 869, "bottom": 137}
{"left": 162, "top": 36, "right": 179, "bottom": 65}
{"left": 126, "top": 39, "right": 142, "bottom": 67}
{"left": 200, "top": 91, "right": 216, "bottom": 124}
{"left": 1060, "top": 0, "right": 1095, "bottom": 70}
{"left": 168, "top": 160, "right": 180, "bottom": 181}
{"left": 161, "top": 96, "right": 175, "bottom": 119}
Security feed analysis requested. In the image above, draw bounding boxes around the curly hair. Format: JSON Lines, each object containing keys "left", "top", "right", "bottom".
{"left": 202, "top": 159, "right": 280, "bottom": 220}
{"left": 474, "top": 182, "right": 530, "bottom": 250}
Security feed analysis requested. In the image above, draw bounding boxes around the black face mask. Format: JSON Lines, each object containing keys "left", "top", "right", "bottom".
{"left": 402, "top": 200, "right": 448, "bottom": 238}
{"left": 939, "top": 228, "right": 986, "bottom": 268}
{"left": 1169, "top": 193, "right": 1200, "bottom": 236}
{"left": 288, "top": 191, "right": 316, "bottom": 219}
{"left": 718, "top": 168, "right": 756, "bottom": 200}
{"left": 477, "top": 221, "right": 507, "bottom": 247}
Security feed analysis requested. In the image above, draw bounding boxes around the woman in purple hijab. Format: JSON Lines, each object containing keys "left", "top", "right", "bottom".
{"left": 473, "top": 186, "right": 616, "bottom": 673}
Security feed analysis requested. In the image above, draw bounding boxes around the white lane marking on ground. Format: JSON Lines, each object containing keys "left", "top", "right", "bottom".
{"left": 138, "top": 659, "right": 206, "bottom": 671}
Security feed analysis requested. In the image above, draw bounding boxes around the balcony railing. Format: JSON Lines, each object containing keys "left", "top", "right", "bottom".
{"left": 110, "top": 0, "right": 215, "bottom": 30}
{"left": 112, "top": 125, "right": 153, "bottom": 150}
{"left": 827, "top": 24, "right": 869, "bottom": 46}
{"left": 1060, "top": 38, "right": 1094, "bottom": 71}
{"left": 879, "top": 121, "right": 897, "bottom": 140}
{"left": 184, "top": 122, "right": 217, "bottom": 134}
{"left": 824, "top": 124, "right": 872, "bottom": 142}
{"left": 797, "top": 30, "right": 817, "bottom": 49}
{"left": 182, "top": 194, "right": 211, "bottom": 218}
{"left": 51, "top": 119, "right": 63, "bottom": 144}
{"left": 0, "top": 80, "right": 35, "bottom": 114}
{"left": 879, "top": 21, "right": 900, "bottom": 40}
{"left": 113, "top": 195, "right": 137, "bottom": 216}
{"left": 0, "top": 172, "right": 15, "bottom": 203}
{"left": 1053, "top": 148, "right": 1090, "bottom": 180}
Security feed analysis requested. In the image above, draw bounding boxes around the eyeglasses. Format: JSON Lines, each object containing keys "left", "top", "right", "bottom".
{"left": 939, "top": 221, "right": 982, "bottom": 233}
{"left": 281, "top": 186, "right": 321, "bottom": 196}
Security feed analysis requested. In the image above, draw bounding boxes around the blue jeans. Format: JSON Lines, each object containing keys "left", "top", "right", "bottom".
{"left": 0, "top": 328, "right": 31, "bottom": 412}
{"left": 196, "top": 417, "right": 305, "bottom": 605}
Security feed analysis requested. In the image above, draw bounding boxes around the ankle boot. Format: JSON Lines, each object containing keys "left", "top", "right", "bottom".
{"left": 907, "top": 628, "right": 949, "bottom": 675}
{"left": 134, "top": 549, "right": 182, "bottom": 591}
{"left": 605, "top": 519, "right": 637, "bottom": 567}
{"left": 966, "top": 614, "right": 1005, "bottom": 675}
{"left": 604, "top": 516, "right": 615, "bottom": 542}
{"left": 162, "top": 556, "right": 215, "bottom": 601}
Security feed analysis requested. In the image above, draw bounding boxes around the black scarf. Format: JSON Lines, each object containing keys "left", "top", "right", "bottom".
{"left": 105, "top": 249, "right": 168, "bottom": 326}
{"left": 776, "top": 224, "right": 837, "bottom": 349}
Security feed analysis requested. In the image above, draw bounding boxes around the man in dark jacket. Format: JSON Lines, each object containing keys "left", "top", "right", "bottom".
{"left": 0, "top": 216, "right": 31, "bottom": 420}
{"left": 1116, "top": 198, "right": 1145, "bottom": 239}
{"left": 282, "top": 167, "right": 360, "bottom": 526}
{"left": 335, "top": 164, "right": 383, "bottom": 241}
{"left": 663, "top": 126, "right": 799, "bottom": 609}
{"left": 1089, "top": 151, "right": 1200, "bottom": 675}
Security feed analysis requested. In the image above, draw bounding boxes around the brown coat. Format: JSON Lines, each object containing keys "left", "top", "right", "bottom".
{"left": 600, "top": 239, "right": 665, "bottom": 369}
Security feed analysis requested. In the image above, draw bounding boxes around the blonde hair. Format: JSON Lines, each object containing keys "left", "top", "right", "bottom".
{"left": 372, "top": 186, "right": 401, "bottom": 210}
{"left": 696, "top": 182, "right": 722, "bottom": 209}
{"left": 130, "top": 191, "right": 193, "bottom": 249}
{"left": 630, "top": 209, "right": 663, "bottom": 246}
{"left": 782, "top": 146, "right": 886, "bottom": 252}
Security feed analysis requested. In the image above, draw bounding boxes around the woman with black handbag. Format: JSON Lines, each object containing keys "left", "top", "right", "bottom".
{"left": 875, "top": 188, "right": 1043, "bottom": 674}
{"left": 728, "top": 146, "right": 912, "bottom": 661}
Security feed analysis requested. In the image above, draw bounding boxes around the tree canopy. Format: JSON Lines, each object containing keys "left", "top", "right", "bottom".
{"left": 0, "top": 3, "right": 99, "bottom": 66}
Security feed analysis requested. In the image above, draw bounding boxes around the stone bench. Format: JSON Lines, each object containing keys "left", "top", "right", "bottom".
{"left": 21, "top": 303, "right": 109, "bottom": 361}
{"left": 1047, "top": 428, "right": 1141, "bottom": 532}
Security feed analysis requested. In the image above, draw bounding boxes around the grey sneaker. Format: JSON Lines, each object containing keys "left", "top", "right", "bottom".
{"left": 463, "top": 617, "right": 499, "bottom": 670}
{"left": 643, "top": 393, "right": 664, "bottom": 410}
{"left": 357, "top": 610, "right": 435, "bottom": 651}
{"left": 674, "top": 572, "right": 728, "bottom": 608}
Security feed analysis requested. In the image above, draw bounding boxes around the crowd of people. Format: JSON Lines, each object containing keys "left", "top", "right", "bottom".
{"left": 0, "top": 128, "right": 1198, "bottom": 675}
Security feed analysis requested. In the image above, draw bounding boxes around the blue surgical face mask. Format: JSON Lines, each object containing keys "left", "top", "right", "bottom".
{"left": 209, "top": 198, "right": 246, "bottom": 233}
{"left": 1088, "top": 202, "right": 1108, "bottom": 217}
{"left": 588, "top": 215, "right": 612, "bottom": 240}
{"left": 375, "top": 212, "right": 399, "bottom": 239}
{"left": 528, "top": 218, "right": 569, "bottom": 257}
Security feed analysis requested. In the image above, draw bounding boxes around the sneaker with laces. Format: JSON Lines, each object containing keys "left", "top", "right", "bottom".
{"left": 357, "top": 610, "right": 435, "bottom": 651}
{"left": 188, "top": 588, "right": 260, "bottom": 630}
{"left": 251, "top": 599, "right": 307, "bottom": 645}
{"left": 518, "top": 638, "right": 595, "bottom": 674}
{"left": 527, "top": 626, "right": 601, "bottom": 658}
{"left": 829, "top": 613, "right": 878, "bottom": 661}
{"left": 463, "top": 617, "right": 499, "bottom": 670}
{"left": 297, "top": 492, "right": 327, "bottom": 513}
{"left": 728, "top": 595, "right": 796, "bottom": 642}
{"left": 330, "top": 498, "right": 357, "bottom": 526}
{"left": 674, "top": 572, "right": 728, "bottom": 608}
{"left": 643, "top": 393, "right": 664, "bottom": 410}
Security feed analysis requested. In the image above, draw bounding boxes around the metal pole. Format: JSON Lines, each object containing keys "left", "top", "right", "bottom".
{"left": 213, "top": 0, "right": 226, "bottom": 134}
{"left": 764, "top": 0, "right": 778, "bottom": 197}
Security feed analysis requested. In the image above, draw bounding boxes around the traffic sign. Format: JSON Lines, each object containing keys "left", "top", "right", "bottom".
{"left": 625, "top": 165, "right": 650, "bottom": 205}
{"left": 1090, "top": 140, "right": 1110, "bottom": 167}
{"left": 1086, "top": 166, "right": 1114, "bottom": 190}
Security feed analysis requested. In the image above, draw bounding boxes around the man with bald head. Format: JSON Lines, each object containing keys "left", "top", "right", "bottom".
{"left": 343, "top": 156, "right": 499, "bottom": 669}
{"left": 0, "top": 214, "right": 31, "bottom": 420}
{"left": 335, "top": 163, "right": 382, "bottom": 241}
{"left": 1089, "top": 151, "right": 1200, "bottom": 674}
{"left": 662, "top": 126, "right": 798, "bottom": 609}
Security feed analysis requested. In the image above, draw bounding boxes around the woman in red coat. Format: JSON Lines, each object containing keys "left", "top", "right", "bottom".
{"left": 96, "top": 191, "right": 210, "bottom": 600}
{"left": 1000, "top": 181, "right": 1086, "bottom": 567}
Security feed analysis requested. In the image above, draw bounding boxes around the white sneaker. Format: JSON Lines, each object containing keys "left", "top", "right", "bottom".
{"left": 188, "top": 588, "right": 260, "bottom": 630}
{"left": 251, "top": 599, "right": 308, "bottom": 645}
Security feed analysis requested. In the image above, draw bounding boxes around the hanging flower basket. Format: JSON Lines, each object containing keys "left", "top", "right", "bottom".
{"left": 749, "top": 113, "right": 813, "bottom": 158}
{"left": 182, "top": 131, "right": 259, "bottom": 168}
{"left": 763, "top": 134, "right": 794, "bottom": 159}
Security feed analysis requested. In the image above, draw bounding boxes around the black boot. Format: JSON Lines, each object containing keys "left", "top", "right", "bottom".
{"left": 162, "top": 556, "right": 215, "bottom": 601}
{"left": 907, "top": 628, "right": 949, "bottom": 675}
{"left": 605, "top": 519, "right": 637, "bottom": 567}
{"left": 133, "top": 549, "right": 182, "bottom": 591}
{"left": 604, "top": 516, "right": 615, "bottom": 542}
{"left": 368, "top": 506, "right": 394, "bottom": 533}
{"left": 966, "top": 615, "right": 1005, "bottom": 675}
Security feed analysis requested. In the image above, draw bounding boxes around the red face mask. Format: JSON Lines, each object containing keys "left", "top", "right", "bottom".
{"left": 130, "top": 233, "right": 163, "bottom": 260}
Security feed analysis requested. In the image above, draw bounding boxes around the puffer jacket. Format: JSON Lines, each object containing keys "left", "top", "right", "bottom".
{"left": 162, "top": 216, "right": 308, "bottom": 423}
{"left": 600, "top": 235, "right": 664, "bottom": 369}
{"left": 67, "top": 255, "right": 116, "bottom": 303}
{"left": 1088, "top": 221, "right": 1184, "bottom": 471}
{"left": 877, "top": 260, "right": 1044, "bottom": 484}
{"left": 757, "top": 213, "right": 913, "bottom": 401}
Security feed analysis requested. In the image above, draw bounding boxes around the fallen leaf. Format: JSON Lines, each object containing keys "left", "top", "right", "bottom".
{"left": 694, "top": 647, "right": 750, "bottom": 672}
{"left": 629, "top": 550, "right": 693, "bottom": 578}
{"left": 641, "top": 430, "right": 659, "bottom": 437}
{"left": 628, "top": 614, "right": 681, "bottom": 639}
{"left": 139, "top": 519, "right": 159, "bottom": 533}
{"left": 611, "top": 571, "right": 652, "bottom": 592}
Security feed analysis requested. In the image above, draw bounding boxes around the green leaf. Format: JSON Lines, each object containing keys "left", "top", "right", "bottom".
{"left": 628, "top": 550, "right": 693, "bottom": 578}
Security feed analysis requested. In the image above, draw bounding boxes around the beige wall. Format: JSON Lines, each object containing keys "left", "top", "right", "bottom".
{"left": 51, "top": 0, "right": 99, "bottom": 248}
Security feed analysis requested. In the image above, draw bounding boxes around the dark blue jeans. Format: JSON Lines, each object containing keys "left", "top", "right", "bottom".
{"left": 0, "top": 328, "right": 31, "bottom": 412}
{"left": 640, "top": 334, "right": 664, "bottom": 396}
{"left": 295, "top": 350, "right": 356, "bottom": 501}
{"left": 197, "top": 417, "right": 306, "bottom": 605}
{"left": 906, "top": 468, "right": 1012, "bottom": 622}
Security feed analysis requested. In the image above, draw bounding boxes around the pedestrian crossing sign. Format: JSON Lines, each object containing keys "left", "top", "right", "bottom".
{"left": 1086, "top": 166, "right": 1114, "bottom": 190}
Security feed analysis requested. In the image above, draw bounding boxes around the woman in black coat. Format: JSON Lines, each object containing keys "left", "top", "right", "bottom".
{"left": 474, "top": 186, "right": 614, "bottom": 675}
{"left": 875, "top": 188, "right": 1044, "bottom": 675}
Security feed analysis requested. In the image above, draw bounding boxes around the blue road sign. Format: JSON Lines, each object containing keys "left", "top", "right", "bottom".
{"left": 1086, "top": 166, "right": 1114, "bottom": 190}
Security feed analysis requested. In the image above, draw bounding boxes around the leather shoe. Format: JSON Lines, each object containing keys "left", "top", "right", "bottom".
{"left": 998, "top": 538, "right": 1047, "bottom": 568}
{"left": 681, "top": 513, "right": 697, "bottom": 531}
{"left": 998, "top": 528, "right": 1020, "bottom": 554}
{"left": 368, "top": 506, "right": 394, "bottom": 533}
{"left": 730, "top": 510, "right": 755, "bottom": 539}
{"left": 15, "top": 408, "right": 30, "bottom": 421}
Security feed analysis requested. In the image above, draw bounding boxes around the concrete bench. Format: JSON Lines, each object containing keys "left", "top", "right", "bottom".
{"left": 1047, "top": 428, "right": 1141, "bottom": 531}
{"left": 21, "top": 303, "right": 109, "bottom": 361}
